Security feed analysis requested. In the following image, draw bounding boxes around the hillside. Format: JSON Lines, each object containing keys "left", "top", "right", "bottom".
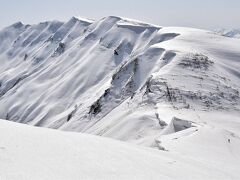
{"left": 0, "top": 119, "right": 239, "bottom": 180}
{"left": 0, "top": 16, "right": 239, "bottom": 147}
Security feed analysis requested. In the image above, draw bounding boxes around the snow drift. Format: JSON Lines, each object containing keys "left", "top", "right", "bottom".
{"left": 0, "top": 119, "right": 239, "bottom": 180}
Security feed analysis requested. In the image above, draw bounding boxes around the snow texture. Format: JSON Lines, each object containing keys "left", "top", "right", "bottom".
{"left": 0, "top": 119, "right": 239, "bottom": 180}
{"left": 0, "top": 16, "right": 240, "bottom": 179}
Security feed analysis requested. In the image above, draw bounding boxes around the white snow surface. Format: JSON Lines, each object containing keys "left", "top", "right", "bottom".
{"left": 0, "top": 16, "right": 240, "bottom": 179}
{"left": 0, "top": 16, "right": 239, "bottom": 141}
{"left": 0, "top": 119, "right": 239, "bottom": 180}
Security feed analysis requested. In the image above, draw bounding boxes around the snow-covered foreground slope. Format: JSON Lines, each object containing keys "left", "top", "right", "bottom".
{"left": 0, "top": 119, "right": 239, "bottom": 180}
{"left": 0, "top": 16, "right": 239, "bottom": 147}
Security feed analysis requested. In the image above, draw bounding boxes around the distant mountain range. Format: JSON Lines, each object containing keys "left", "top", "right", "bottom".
{"left": 215, "top": 28, "right": 240, "bottom": 38}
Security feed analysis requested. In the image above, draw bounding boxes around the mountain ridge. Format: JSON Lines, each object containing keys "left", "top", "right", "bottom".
{"left": 0, "top": 16, "right": 239, "bottom": 147}
{"left": 215, "top": 28, "right": 240, "bottom": 38}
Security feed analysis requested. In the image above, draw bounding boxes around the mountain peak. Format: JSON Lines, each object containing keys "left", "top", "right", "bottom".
{"left": 72, "top": 16, "right": 94, "bottom": 24}
{"left": 9, "top": 21, "right": 24, "bottom": 29}
{"left": 0, "top": 16, "right": 239, "bottom": 162}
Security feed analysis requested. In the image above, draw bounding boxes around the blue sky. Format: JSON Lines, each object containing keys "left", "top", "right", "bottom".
{"left": 0, "top": 0, "right": 239, "bottom": 29}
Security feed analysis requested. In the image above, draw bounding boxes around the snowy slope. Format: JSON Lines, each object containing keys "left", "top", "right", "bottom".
{"left": 0, "top": 119, "right": 239, "bottom": 180}
{"left": 0, "top": 16, "right": 239, "bottom": 147}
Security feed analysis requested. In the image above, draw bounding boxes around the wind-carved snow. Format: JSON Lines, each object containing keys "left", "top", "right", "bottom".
{"left": 0, "top": 16, "right": 239, "bottom": 150}
{"left": 0, "top": 16, "right": 240, "bottom": 179}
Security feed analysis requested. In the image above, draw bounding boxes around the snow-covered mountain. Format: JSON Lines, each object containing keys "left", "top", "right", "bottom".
{"left": 0, "top": 16, "right": 240, "bottom": 179}
{"left": 0, "top": 16, "right": 240, "bottom": 146}
{"left": 215, "top": 28, "right": 240, "bottom": 38}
